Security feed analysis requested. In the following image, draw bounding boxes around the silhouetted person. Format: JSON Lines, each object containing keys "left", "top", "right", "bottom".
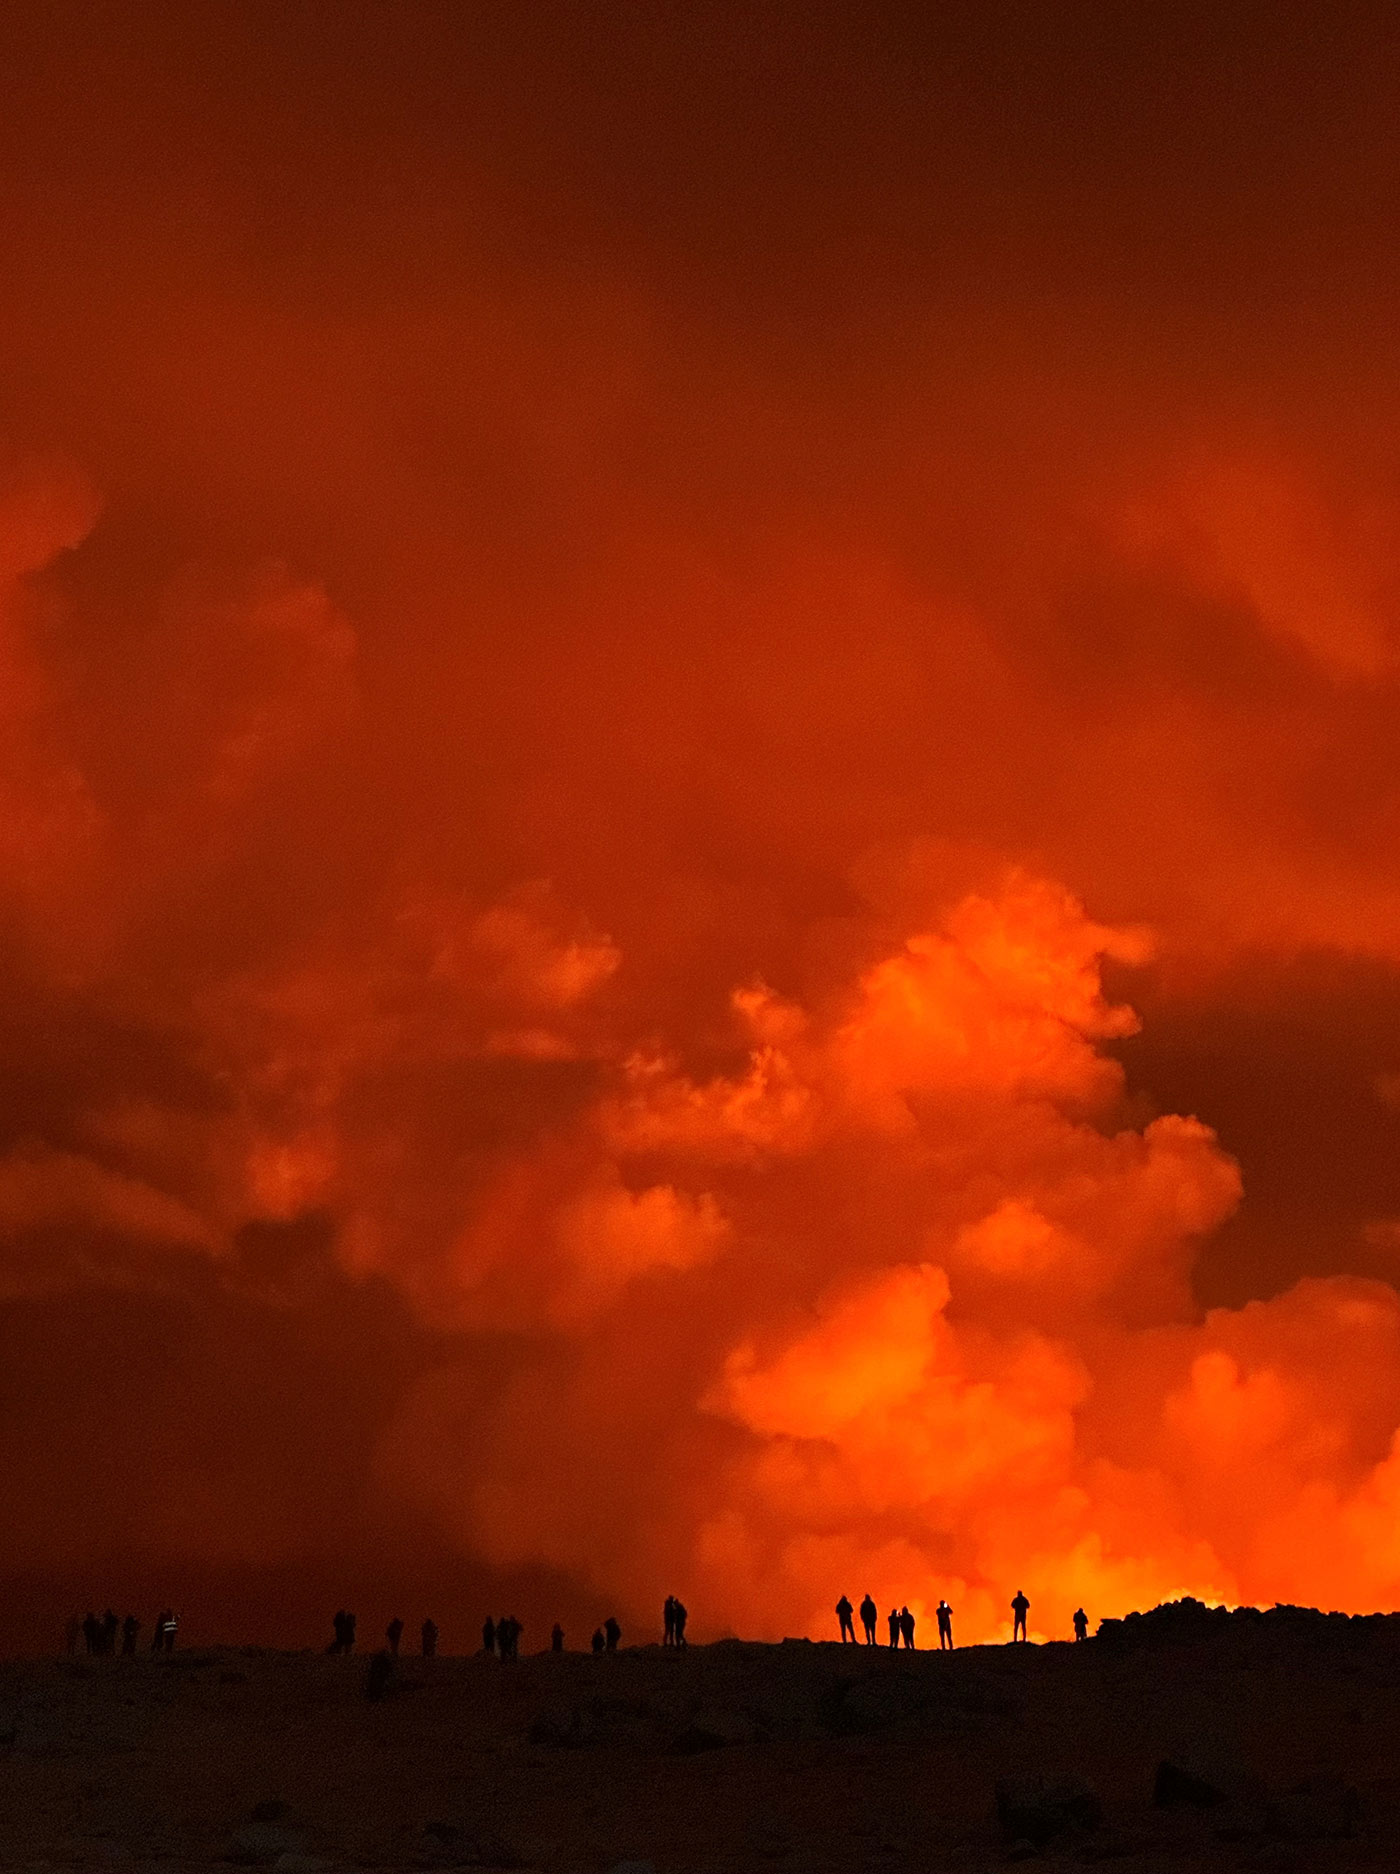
{"left": 421, "top": 1619, "right": 438, "bottom": 1658}
{"left": 663, "top": 1595, "right": 676, "bottom": 1645}
{"left": 497, "top": 1616, "right": 520, "bottom": 1660}
{"left": 887, "top": 1607, "right": 899, "bottom": 1648}
{"left": 836, "top": 1595, "right": 855, "bottom": 1643}
{"left": 936, "top": 1600, "right": 953, "bottom": 1651}
{"left": 365, "top": 1650, "right": 395, "bottom": 1701}
{"left": 551, "top": 1623, "right": 565, "bottom": 1652}
{"left": 386, "top": 1617, "right": 403, "bottom": 1656}
{"left": 899, "top": 1606, "right": 915, "bottom": 1649}
{"left": 859, "top": 1594, "right": 877, "bottom": 1644}
{"left": 121, "top": 1615, "right": 140, "bottom": 1656}
{"left": 1011, "top": 1591, "right": 1029, "bottom": 1642}
{"left": 161, "top": 1611, "right": 178, "bottom": 1652}
{"left": 1072, "top": 1607, "right": 1089, "bottom": 1642}
{"left": 591, "top": 1627, "right": 605, "bottom": 1654}
{"left": 482, "top": 1616, "right": 496, "bottom": 1656}
{"left": 604, "top": 1616, "right": 621, "bottom": 1653}
{"left": 673, "top": 1599, "right": 688, "bottom": 1647}
{"left": 101, "top": 1610, "right": 118, "bottom": 1656}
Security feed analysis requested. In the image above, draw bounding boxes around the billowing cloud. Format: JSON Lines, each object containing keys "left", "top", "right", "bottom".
{"left": 2, "top": 4, "right": 1400, "bottom": 1651}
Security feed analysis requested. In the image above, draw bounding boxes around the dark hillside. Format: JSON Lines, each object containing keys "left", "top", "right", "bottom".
{"left": 2, "top": 1609, "right": 1399, "bottom": 1870}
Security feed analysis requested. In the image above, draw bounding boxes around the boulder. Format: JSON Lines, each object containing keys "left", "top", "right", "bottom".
{"left": 670, "top": 1706, "right": 756, "bottom": 1752}
{"left": 1269, "top": 1777, "right": 1361, "bottom": 1841}
{"left": 994, "top": 1775, "right": 1102, "bottom": 1847}
{"left": 229, "top": 1823, "right": 307, "bottom": 1865}
{"left": 1154, "top": 1759, "right": 1227, "bottom": 1808}
{"left": 1154, "top": 1748, "right": 1263, "bottom": 1811}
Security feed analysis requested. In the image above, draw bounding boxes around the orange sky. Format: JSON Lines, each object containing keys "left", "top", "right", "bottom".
{"left": 2, "top": 2, "right": 1400, "bottom": 1650}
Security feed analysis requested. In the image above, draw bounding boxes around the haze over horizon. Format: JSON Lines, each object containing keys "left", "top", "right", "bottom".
{"left": 3, "top": 1, "right": 1400, "bottom": 1653}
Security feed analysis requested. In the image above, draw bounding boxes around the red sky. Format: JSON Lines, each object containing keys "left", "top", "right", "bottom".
{"left": 3, "top": 1, "right": 1400, "bottom": 1650}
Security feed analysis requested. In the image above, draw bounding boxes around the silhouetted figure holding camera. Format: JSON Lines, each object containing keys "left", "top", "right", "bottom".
{"left": 936, "top": 1600, "right": 953, "bottom": 1650}
{"left": 836, "top": 1595, "right": 855, "bottom": 1642}
{"left": 1011, "top": 1591, "right": 1030, "bottom": 1642}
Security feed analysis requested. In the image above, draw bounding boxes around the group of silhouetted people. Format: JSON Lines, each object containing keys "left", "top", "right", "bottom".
{"left": 836, "top": 1588, "right": 1091, "bottom": 1648}
{"left": 68, "top": 1585, "right": 1093, "bottom": 1665}
{"left": 384, "top": 1617, "right": 437, "bottom": 1656}
{"left": 74, "top": 1609, "right": 176, "bottom": 1655}
{"left": 590, "top": 1616, "right": 621, "bottom": 1653}
{"left": 483, "top": 1614, "right": 523, "bottom": 1659}
{"left": 332, "top": 1611, "right": 438, "bottom": 1657}
{"left": 837, "top": 1594, "right": 922, "bottom": 1647}
{"left": 328, "top": 1609, "right": 358, "bottom": 1654}
{"left": 72, "top": 1588, "right": 1094, "bottom": 1667}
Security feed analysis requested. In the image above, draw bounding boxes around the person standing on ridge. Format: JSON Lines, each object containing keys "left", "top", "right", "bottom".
{"left": 663, "top": 1596, "right": 676, "bottom": 1645}
{"left": 887, "top": 1607, "right": 900, "bottom": 1648}
{"left": 936, "top": 1600, "right": 954, "bottom": 1651}
{"left": 1072, "top": 1607, "right": 1089, "bottom": 1642}
{"left": 1011, "top": 1590, "right": 1030, "bottom": 1642}
{"left": 836, "top": 1595, "right": 855, "bottom": 1642}
{"left": 859, "top": 1594, "right": 877, "bottom": 1644}
{"left": 603, "top": 1616, "right": 621, "bottom": 1652}
{"left": 591, "top": 1626, "right": 605, "bottom": 1654}
{"left": 899, "top": 1606, "right": 916, "bottom": 1649}
{"left": 673, "top": 1599, "right": 688, "bottom": 1647}
{"left": 551, "top": 1623, "right": 565, "bottom": 1652}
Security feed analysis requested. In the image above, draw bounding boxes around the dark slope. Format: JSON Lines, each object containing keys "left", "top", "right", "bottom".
{"left": 2, "top": 1610, "right": 1399, "bottom": 1870}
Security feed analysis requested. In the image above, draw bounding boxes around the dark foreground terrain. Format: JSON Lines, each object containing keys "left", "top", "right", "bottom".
{"left": 2, "top": 1603, "right": 1399, "bottom": 1872}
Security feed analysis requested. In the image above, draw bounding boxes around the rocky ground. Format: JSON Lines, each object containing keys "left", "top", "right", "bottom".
{"left": 1, "top": 1602, "right": 1398, "bottom": 1872}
